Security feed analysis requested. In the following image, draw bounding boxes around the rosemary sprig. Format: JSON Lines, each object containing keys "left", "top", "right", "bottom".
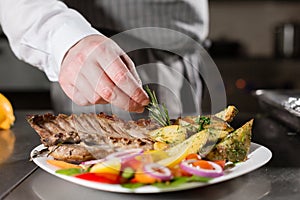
{"left": 145, "top": 86, "right": 171, "bottom": 127}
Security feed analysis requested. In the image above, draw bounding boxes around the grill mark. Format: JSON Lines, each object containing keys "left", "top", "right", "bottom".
{"left": 97, "top": 117, "right": 121, "bottom": 138}
{"left": 108, "top": 121, "right": 134, "bottom": 139}
{"left": 84, "top": 113, "right": 104, "bottom": 133}
{"left": 56, "top": 114, "right": 76, "bottom": 133}
{"left": 71, "top": 114, "right": 89, "bottom": 133}
{"left": 77, "top": 114, "right": 98, "bottom": 133}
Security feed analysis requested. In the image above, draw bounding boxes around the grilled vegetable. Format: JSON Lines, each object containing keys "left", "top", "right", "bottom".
{"left": 149, "top": 125, "right": 187, "bottom": 150}
{"left": 205, "top": 119, "right": 253, "bottom": 163}
{"left": 178, "top": 115, "right": 233, "bottom": 136}
{"left": 215, "top": 105, "right": 239, "bottom": 123}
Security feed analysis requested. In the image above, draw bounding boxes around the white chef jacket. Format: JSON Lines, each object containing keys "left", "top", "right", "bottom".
{"left": 0, "top": 0, "right": 208, "bottom": 82}
{"left": 0, "top": 0, "right": 100, "bottom": 82}
{"left": 0, "top": 0, "right": 209, "bottom": 116}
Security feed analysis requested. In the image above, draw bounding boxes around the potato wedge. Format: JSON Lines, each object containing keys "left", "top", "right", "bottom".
{"left": 178, "top": 115, "right": 233, "bottom": 137}
{"left": 205, "top": 119, "right": 253, "bottom": 162}
{"left": 148, "top": 125, "right": 186, "bottom": 149}
{"left": 215, "top": 105, "right": 239, "bottom": 123}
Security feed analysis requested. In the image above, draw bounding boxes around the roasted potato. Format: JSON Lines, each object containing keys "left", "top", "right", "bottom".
{"left": 148, "top": 125, "right": 187, "bottom": 150}
{"left": 205, "top": 119, "right": 253, "bottom": 162}
{"left": 215, "top": 105, "right": 239, "bottom": 123}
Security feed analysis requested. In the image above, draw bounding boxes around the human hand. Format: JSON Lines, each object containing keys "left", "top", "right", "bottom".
{"left": 59, "top": 35, "right": 149, "bottom": 112}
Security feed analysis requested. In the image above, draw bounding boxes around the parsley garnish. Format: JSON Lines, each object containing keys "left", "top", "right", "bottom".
{"left": 196, "top": 116, "right": 211, "bottom": 131}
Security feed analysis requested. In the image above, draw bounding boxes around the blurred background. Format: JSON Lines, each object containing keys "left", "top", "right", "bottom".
{"left": 1, "top": 0, "right": 300, "bottom": 114}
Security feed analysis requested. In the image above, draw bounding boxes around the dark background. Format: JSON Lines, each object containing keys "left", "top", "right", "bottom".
{"left": 1, "top": 0, "right": 300, "bottom": 115}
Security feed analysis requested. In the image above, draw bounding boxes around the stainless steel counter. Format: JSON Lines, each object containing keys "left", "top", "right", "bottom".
{"left": 1, "top": 111, "right": 300, "bottom": 200}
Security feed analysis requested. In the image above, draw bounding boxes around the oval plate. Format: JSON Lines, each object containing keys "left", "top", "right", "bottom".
{"left": 30, "top": 143, "right": 272, "bottom": 193}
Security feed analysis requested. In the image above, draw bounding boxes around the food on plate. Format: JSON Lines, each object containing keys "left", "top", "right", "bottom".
{"left": 206, "top": 119, "right": 253, "bottom": 162}
{"left": 28, "top": 90, "right": 254, "bottom": 188}
{"left": 27, "top": 113, "right": 159, "bottom": 163}
{"left": 215, "top": 105, "right": 239, "bottom": 123}
{"left": 28, "top": 105, "right": 253, "bottom": 164}
{"left": 148, "top": 125, "right": 187, "bottom": 150}
{"left": 0, "top": 93, "right": 15, "bottom": 130}
{"left": 157, "top": 129, "right": 209, "bottom": 167}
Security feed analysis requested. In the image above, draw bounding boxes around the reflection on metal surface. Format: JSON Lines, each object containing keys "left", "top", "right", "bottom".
{"left": 0, "top": 129, "right": 15, "bottom": 164}
{"left": 30, "top": 169, "right": 271, "bottom": 200}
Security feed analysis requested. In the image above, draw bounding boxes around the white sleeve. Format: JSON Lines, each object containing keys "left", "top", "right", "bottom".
{"left": 0, "top": 0, "right": 101, "bottom": 81}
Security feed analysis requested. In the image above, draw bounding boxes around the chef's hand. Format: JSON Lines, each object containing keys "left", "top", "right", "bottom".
{"left": 59, "top": 35, "right": 149, "bottom": 112}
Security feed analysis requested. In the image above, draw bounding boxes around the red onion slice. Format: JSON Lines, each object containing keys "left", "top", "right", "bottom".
{"left": 80, "top": 158, "right": 106, "bottom": 166}
{"left": 180, "top": 159, "right": 223, "bottom": 178}
{"left": 106, "top": 148, "right": 144, "bottom": 161}
{"left": 143, "top": 163, "right": 173, "bottom": 181}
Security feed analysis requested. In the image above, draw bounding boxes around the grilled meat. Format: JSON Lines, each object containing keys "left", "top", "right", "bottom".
{"left": 27, "top": 113, "right": 160, "bottom": 162}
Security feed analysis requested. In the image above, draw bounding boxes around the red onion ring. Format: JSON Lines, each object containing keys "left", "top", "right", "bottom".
{"left": 105, "top": 148, "right": 144, "bottom": 161}
{"left": 143, "top": 163, "right": 173, "bottom": 181}
{"left": 80, "top": 158, "right": 106, "bottom": 166}
{"left": 180, "top": 159, "right": 223, "bottom": 178}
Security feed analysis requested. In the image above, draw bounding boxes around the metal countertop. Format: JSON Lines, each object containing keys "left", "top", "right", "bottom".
{"left": 1, "top": 111, "right": 300, "bottom": 200}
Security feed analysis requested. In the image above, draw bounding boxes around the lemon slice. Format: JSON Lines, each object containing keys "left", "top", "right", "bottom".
{"left": 144, "top": 150, "right": 169, "bottom": 162}
{"left": 0, "top": 93, "right": 15, "bottom": 130}
{"left": 89, "top": 159, "right": 121, "bottom": 174}
{"left": 157, "top": 130, "right": 209, "bottom": 168}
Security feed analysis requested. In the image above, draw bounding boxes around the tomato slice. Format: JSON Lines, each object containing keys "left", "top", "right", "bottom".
{"left": 192, "top": 160, "right": 214, "bottom": 170}
{"left": 213, "top": 160, "right": 226, "bottom": 169}
{"left": 75, "top": 173, "right": 120, "bottom": 184}
{"left": 185, "top": 153, "right": 201, "bottom": 160}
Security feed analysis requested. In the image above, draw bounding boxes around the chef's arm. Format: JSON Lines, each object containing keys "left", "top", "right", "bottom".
{"left": 0, "top": 0, "right": 99, "bottom": 81}
{"left": 0, "top": 0, "right": 149, "bottom": 112}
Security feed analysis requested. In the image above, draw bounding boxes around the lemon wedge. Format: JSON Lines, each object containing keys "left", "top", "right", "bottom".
{"left": 144, "top": 150, "right": 169, "bottom": 162}
{"left": 0, "top": 93, "right": 15, "bottom": 130}
{"left": 157, "top": 130, "right": 209, "bottom": 168}
{"left": 89, "top": 159, "right": 121, "bottom": 175}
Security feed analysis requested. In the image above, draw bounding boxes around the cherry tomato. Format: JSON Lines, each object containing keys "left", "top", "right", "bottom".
{"left": 170, "top": 166, "right": 192, "bottom": 177}
{"left": 122, "top": 158, "right": 143, "bottom": 171}
{"left": 192, "top": 160, "right": 214, "bottom": 170}
{"left": 185, "top": 153, "right": 201, "bottom": 160}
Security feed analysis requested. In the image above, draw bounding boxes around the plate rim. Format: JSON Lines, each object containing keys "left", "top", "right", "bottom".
{"left": 30, "top": 142, "right": 272, "bottom": 193}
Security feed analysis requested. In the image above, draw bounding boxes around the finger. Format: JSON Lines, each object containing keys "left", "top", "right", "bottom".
{"left": 73, "top": 73, "right": 101, "bottom": 104}
{"left": 120, "top": 54, "right": 142, "bottom": 86}
{"left": 100, "top": 56, "right": 149, "bottom": 106}
{"left": 93, "top": 39, "right": 149, "bottom": 105}
{"left": 73, "top": 87, "right": 90, "bottom": 106}
{"left": 60, "top": 51, "right": 108, "bottom": 105}
{"left": 60, "top": 83, "right": 90, "bottom": 106}
{"left": 81, "top": 61, "right": 145, "bottom": 112}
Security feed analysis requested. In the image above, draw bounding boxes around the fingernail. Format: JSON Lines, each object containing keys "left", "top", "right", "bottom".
{"left": 136, "top": 107, "right": 145, "bottom": 113}
{"left": 141, "top": 99, "right": 150, "bottom": 106}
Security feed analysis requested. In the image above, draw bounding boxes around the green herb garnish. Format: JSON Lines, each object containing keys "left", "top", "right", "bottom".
{"left": 121, "top": 175, "right": 211, "bottom": 189}
{"left": 56, "top": 168, "right": 85, "bottom": 176}
{"left": 145, "top": 86, "right": 171, "bottom": 127}
{"left": 121, "top": 183, "right": 146, "bottom": 189}
{"left": 196, "top": 116, "right": 211, "bottom": 131}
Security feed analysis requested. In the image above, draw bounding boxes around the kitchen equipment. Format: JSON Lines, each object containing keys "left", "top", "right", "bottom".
{"left": 274, "top": 22, "right": 300, "bottom": 58}
{"left": 254, "top": 89, "right": 300, "bottom": 132}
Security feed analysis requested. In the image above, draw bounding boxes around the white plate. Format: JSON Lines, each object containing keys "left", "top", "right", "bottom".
{"left": 31, "top": 143, "right": 272, "bottom": 193}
